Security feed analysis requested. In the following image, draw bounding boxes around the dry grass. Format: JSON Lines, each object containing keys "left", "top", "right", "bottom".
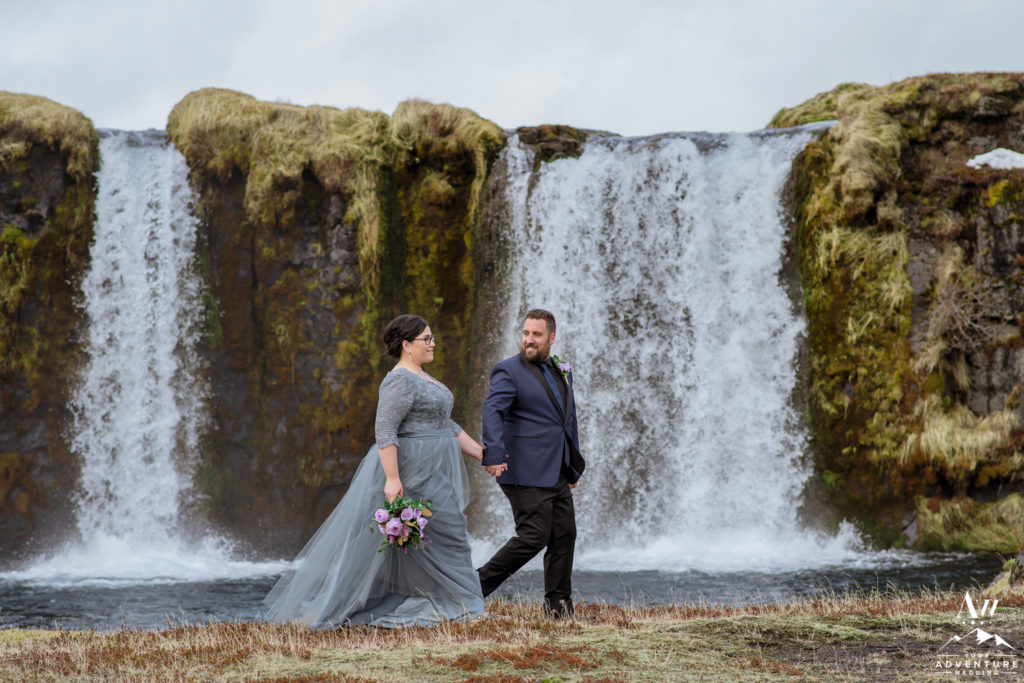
{"left": 914, "top": 245, "right": 1001, "bottom": 382}
{"left": 390, "top": 98, "right": 504, "bottom": 232}
{"left": 916, "top": 494, "right": 1024, "bottom": 554}
{"left": 767, "top": 82, "right": 871, "bottom": 128}
{"left": 3, "top": 593, "right": 1024, "bottom": 681}
{"left": 0, "top": 91, "right": 97, "bottom": 181}
{"left": 814, "top": 227, "right": 911, "bottom": 325}
{"left": 903, "top": 395, "right": 1022, "bottom": 491}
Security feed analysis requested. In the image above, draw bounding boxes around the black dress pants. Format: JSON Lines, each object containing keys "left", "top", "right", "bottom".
{"left": 477, "top": 473, "right": 576, "bottom": 615}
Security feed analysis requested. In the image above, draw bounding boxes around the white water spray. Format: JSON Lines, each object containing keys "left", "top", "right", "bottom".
{"left": 475, "top": 126, "right": 869, "bottom": 572}
{"left": 6, "top": 131, "right": 283, "bottom": 585}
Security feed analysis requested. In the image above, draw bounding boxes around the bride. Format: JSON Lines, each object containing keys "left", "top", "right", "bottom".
{"left": 264, "top": 314, "right": 499, "bottom": 627}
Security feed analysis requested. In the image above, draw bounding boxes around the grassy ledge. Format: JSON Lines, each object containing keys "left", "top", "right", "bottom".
{"left": 3, "top": 593, "right": 1024, "bottom": 681}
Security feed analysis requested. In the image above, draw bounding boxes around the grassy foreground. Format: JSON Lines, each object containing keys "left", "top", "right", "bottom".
{"left": 3, "top": 592, "right": 1024, "bottom": 682}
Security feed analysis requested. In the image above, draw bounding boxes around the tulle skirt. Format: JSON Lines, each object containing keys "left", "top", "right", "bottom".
{"left": 263, "top": 429, "right": 484, "bottom": 628}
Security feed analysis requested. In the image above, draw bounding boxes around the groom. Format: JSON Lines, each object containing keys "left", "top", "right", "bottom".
{"left": 478, "top": 309, "right": 585, "bottom": 618}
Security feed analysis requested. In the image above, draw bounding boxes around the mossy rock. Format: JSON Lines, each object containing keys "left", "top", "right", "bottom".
{"left": 515, "top": 124, "right": 593, "bottom": 167}
{"left": 787, "top": 73, "right": 1024, "bottom": 548}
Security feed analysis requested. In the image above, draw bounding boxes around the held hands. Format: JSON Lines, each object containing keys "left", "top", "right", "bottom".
{"left": 483, "top": 463, "right": 507, "bottom": 478}
{"left": 384, "top": 476, "right": 403, "bottom": 503}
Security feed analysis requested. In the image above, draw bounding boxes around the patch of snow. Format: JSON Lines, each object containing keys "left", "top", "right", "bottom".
{"left": 966, "top": 148, "right": 1024, "bottom": 170}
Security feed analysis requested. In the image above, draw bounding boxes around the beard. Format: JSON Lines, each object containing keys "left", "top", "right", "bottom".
{"left": 520, "top": 341, "right": 551, "bottom": 363}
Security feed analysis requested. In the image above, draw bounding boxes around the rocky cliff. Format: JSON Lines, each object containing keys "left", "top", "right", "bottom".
{"left": 2, "top": 75, "right": 1022, "bottom": 560}
{"left": 773, "top": 73, "right": 1024, "bottom": 552}
{"left": 0, "top": 92, "right": 97, "bottom": 559}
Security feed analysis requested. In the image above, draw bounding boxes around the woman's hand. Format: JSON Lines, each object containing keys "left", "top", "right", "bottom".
{"left": 378, "top": 444, "right": 402, "bottom": 502}
{"left": 456, "top": 430, "right": 484, "bottom": 462}
{"left": 384, "top": 477, "right": 403, "bottom": 503}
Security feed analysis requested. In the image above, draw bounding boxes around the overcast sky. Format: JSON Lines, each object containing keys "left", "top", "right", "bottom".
{"left": 3, "top": 0, "right": 1023, "bottom": 136}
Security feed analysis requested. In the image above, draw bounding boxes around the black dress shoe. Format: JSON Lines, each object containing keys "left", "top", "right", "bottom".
{"left": 543, "top": 596, "right": 574, "bottom": 619}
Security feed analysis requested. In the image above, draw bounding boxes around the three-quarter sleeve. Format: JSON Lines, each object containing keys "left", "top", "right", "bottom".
{"left": 374, "top": 374, "right": 415, "bottom": 449}
{"left": 449, "top": 418, "right": 463, "bottom": 437}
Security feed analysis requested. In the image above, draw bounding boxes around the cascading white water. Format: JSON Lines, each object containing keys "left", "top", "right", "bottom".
{"left": 476, "top": 125, "right": 864, "bottom": 572}
{"left": 6, "top": 131, "right": 283, "bottom": 585}
{"left": 73, "top": 130, "right": 207, "bottom": 547}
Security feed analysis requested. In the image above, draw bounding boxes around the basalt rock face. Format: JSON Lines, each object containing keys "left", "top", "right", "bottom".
{"left": 167, "top": 90, "right": 503, "bottom": 554}
{"left": 0, "top": 92, "right": 97, "bottom": 560}
{"left": 774, "top": 74, "right": 1024, "bottom": 552}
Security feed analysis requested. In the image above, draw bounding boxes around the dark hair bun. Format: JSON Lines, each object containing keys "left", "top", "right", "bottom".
{"left": 382, "top": 315, "right": 428, "bottom": 358}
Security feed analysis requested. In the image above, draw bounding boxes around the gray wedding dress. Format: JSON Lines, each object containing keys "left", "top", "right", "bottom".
{"left": 263, "top": 368, "right": 484, "bottom": 628}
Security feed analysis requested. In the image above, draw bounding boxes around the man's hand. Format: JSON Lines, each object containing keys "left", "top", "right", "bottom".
{"left": 484, "top": 464, "right": 507, "bottom": 478}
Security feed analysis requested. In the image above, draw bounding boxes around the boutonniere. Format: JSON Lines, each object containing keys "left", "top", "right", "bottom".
{"left": 551, "top": 354, "right": 571, "bottom": 377}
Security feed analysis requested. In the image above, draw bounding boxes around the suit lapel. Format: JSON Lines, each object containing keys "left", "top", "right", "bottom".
{"left": 549, "top": 359, "right": 571, "bottom": 425}
{"left": 523, "top": 357, "right": 567, "bottom": 424}
{"left": 563, "top": 370, "right": 574, "bottom": 423}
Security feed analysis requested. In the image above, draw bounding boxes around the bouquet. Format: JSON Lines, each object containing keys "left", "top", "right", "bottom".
{"left": 372, "top": 497, "right": 432, "bottom": 553}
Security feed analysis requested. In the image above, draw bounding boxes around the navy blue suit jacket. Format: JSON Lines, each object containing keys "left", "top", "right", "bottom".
{"left": 481, "top": 354, "right": 584, "bottom": 486}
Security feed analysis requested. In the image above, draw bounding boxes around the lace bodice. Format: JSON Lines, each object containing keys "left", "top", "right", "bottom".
{"left": 374, "top": 368, "right": 463, "bottom": 449}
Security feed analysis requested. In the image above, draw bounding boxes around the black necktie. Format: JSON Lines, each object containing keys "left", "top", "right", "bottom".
{"left": 539, "top": 362, "right": 565, "bottom": 415}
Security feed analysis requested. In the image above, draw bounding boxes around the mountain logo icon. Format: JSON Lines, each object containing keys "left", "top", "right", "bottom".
{"left": 938, "top": 628, "right": 1016, "bottom": 652}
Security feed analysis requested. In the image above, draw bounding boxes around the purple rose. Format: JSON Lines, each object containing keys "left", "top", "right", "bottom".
{"left": 417, "top": 517, "right": 428, "bottom": 530}
{"left": 374, "top": 508, "right": 389, "bottom": 524}
{"left": 559, "top": 362, "right": 571, "bottom": 373}
{"left": 401, "top": 506, "right": 416, "bottom": 521}
{"left": 385, "top": 518, "right": 404, "bottom": 537}
{"left": 378, "top": 523, "right": 387, "bottom": 534}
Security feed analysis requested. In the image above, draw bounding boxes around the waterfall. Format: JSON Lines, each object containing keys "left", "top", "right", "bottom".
{"left": 8, "top": 130, "right": 283, "bottom": 585}
{"left": 475, "top": 125, "right": 861, "bottom": 572}
{"left": 72, "top": 130, "right": 207, "bottom": 547}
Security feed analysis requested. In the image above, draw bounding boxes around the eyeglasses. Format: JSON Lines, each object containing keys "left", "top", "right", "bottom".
{"left": 413, "top": 334, "right": 436, "bottom": 345}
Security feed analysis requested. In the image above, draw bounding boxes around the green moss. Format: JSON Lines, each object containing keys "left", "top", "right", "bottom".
{"left": 987, "top": 179, "right": 1011, "bottom": 207}
{"left": 790, "top": 132, "right": 915, "bottom": 530}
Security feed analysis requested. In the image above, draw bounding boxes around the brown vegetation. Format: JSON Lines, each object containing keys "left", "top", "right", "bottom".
{"left": 3, "top": 594, "right": 1023, "bottom": 681}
